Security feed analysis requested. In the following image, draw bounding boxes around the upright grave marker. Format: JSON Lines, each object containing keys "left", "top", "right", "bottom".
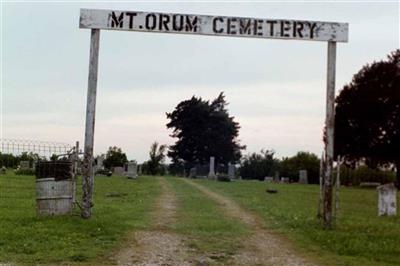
{"left": 79, "top": 9, "right": 348, "bottom": 228}
{"left": 208, "top": 156, "right": 216, "bottom": 179}
{"left": 299, "top": 170, "right": 308, "bottom": 184}
{"left": 377, "top": 183, "right": 397, "bottom": 216}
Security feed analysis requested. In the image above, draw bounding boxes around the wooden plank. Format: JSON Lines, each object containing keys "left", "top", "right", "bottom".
{"left": 80, "top": 9, "right": 348, "bottom": 42}
{"left": 323, "top": 41, "right": 336, "bottom": 229}
{"left": 81, "top": 29, "right": 100, "bottom": 219}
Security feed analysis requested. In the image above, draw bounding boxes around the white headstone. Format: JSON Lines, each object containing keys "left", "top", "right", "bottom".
{"left": 126, "top": 162, "right": 138, "bottom": 179}
{"left": 228, "top": 163, "right": 235, "bottom": 179}
{"left": 113, "top": 166, "right": 125, "bottom": 176}
{"left": 274, "top": 171, "right": 280, "bottom": 182}
{"left": 281, "top": 177, "right": 290, "bottom": 184}
{"left": 265, "top": 177, "right": 274, "bottom": 183}
{"left": 208, "top": 156, "right": 216, "bottom": 179}
{"left": 97, "top": 155, "right": 105, "bottom": 170}
{"left": 377, "top": 183, "right": 397, "bottom": 216}
{"left": 20, "top": 161, "right": 30, "bottom": 170}
{"left": 299, "top": 170, "right": 308, "bottom": 184}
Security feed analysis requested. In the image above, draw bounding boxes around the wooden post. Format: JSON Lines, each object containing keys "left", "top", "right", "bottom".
{"left": 323, "top": 41, "right": 337, "bottom": 229}
{"left": 317, "top": 152, "right": 324, "bottom": 219}
{"left": 82, "top": 29, "right": 100, "bottom": 219}
{"left": 72, "top": 141, "right": 79, "bottom": 204}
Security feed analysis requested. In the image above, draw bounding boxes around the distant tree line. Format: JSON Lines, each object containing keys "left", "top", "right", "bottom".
{"left": 0, "top": 152, "right": 41, "bottom": 168}
{"left": 240, "top": 150, "right": 321, "bottom": 183}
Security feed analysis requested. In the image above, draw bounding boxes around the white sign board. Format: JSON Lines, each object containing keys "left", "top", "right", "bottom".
{"left": 80, "top": 9, "right": 348, "bottom": 42}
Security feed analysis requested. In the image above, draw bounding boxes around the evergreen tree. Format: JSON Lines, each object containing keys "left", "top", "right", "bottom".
{"left": 166, "top": 92, "right": 245, "bottom": 173}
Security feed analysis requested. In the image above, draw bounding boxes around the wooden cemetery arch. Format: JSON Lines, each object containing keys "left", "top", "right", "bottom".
{"left": 79, "top": 9, "right": 348, "bottom": 228}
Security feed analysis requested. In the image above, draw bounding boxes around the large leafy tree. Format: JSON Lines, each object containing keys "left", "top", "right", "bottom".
{"left": 239, "top": 150, "right": 278, "bottom": 181}
{"left": 279, "top": 152, "right": 320, "bottom": 184}
{"left": 166, "top": 92, "right": 244, "bottom": 173}
{"left": 335, "top": 50, "right": 400, "bottom": 185}
{"left": 103, "top": 146, "right": 128, "bottom": 169}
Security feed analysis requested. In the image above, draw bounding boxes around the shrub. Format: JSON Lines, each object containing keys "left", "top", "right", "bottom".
{"left": 240, "top": 150, "right": 278, "bottom": 180}
{"left": 339, "top": 165, "right": 396, "bottom": 186}
{"left": 279, "top": 152, "right": 320, "bottom": 184}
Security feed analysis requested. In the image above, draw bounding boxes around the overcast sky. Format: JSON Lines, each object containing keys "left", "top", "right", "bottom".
{"left": 2, "top": 1, "right": 399, "bottom": 163}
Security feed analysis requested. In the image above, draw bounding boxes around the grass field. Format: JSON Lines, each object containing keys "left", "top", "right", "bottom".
{"left": 195, "top": 179, "right": 400, "bottom": 266}
{"left": 0, "top": 172, "right": 161, "bottom": 264}
{"left": 1, "top": 173, "right": 399, "bottom": 265}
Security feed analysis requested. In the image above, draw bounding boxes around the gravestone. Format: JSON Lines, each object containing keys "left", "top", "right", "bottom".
{"left": 93, "top": 164, "right": 98, "bottom": 174}
{"left": 20, "top": 161, "right": 30, "bottom": 170}
{"left": 281, "top": 177, "right": 290, "bottom": 184}
{"left": 126, "top": 162, "right": 138, "bottom": 179}
{"left": 208, "top": 156, "right": 216, "bottom": 179}
{"left": 0, "top": 167, "right": 6, "bottom": 175}
{"left": 265, "top": 177, "right": 274, "bottom": 183}
{"left": 228, "top": 163, "right": 235, "bottom": 179}
{"left": 113, "top": 166, "right": 124, "bottom": 176}
{"left": 377, "top": 183, "right": 397, "bottom": 216}
{"left": 274, "top": 171, "right": 280, "bottom": 182}
{"left": 299, "top": 170, "right": 308, "bottom": 184}
{"left": 360, "top": 182, "right": 380, "bottom": 188}
{"left": 189, "top": 167, "right": 196, "bottom": 178}
{"left": 97, "top": 155, "right": 105, "bottom": 170}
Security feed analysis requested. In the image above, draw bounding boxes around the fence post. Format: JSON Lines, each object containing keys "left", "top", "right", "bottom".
{"left": 82, "top": 29, "right": 100, "bottom": 219}
{"left": 323, "top": 41, "right": 337, "bottom": 229}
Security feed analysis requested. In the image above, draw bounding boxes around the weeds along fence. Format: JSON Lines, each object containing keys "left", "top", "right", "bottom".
{"left": 0, "top": 139, "right": 80, "bottom": 217}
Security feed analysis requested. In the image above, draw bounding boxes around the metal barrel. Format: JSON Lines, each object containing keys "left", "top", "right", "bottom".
{"left": 36, "top": 178, "right": 73, "bottom": 216}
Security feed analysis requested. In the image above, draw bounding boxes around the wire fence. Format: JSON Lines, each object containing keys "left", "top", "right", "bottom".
{"left": 1, "top": 138, "right": 72, "bottom": 159}
{"left": 0, "top": 139, "right": 79, "bottom": 216}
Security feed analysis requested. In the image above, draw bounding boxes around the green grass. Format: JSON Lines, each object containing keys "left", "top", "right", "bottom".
{"left": 0, "top": 172, "right": 161, "bottom": 264}
{"left": 165, "top": 177, "right": 248, "bottom": 261}
{"left": 194, "top": 179, "right": 400, "bottom": 266}
{"left": 2, "top": 173, "right": 399, "bottom": 265}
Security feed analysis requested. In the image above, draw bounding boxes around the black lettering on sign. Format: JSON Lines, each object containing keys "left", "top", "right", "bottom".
{"left": 293, "top": 21, "right": 304, "bottom": 38}
{"left": 173, "top": 15, "right": 184, "bottom": 31}
{"left": 125, "top": 12, "right": 137, "bottom": 29}
{"left": 213, "top": 17, "right": 224, "bottom": 33}
{"left": 308, "top": 22, "right": 317, "bottom": 39}
{"left": 145, "top": 14, "right": 157, "bottom": 30}
{"left": 239, "top": 19, "right": 251, "bottom": 35}
{"left": 185, "top": 16, "right": 198, "bottom": 32}
{"left": 280, "top": 21, "right": 291, "bottom": 37}
{"left": 254, "top": 19, "right": 263, "bottom": 36}
{"left": 111, "top": 12, "right": 124, "bottom": 28}
{"left": 159, "top": 14, "right": 170, "bottom": 31}
{"left": 227, "top": 18, "right": 237, "bottom": 34}
{"left": 266, "top": 20, "right": 277, "bottom": 36}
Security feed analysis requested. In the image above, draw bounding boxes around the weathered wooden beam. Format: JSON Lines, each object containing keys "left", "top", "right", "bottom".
{"left": 323, "top": 41, "right": 337, "bottom": 229}
{"left": 82, "top": 29, "right": 100, "bottom": 219}
{"left": 79, "top": 9, "right": 348, "bottom": 43}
